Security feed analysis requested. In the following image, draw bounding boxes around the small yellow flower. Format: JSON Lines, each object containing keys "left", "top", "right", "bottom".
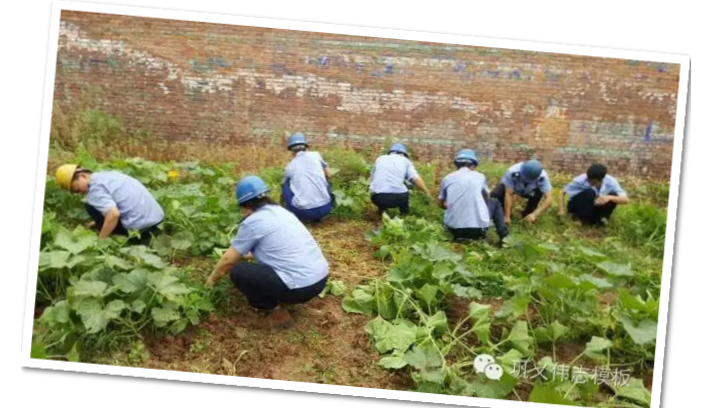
{"left": 168, "top": 170, "right": 179, "bottom": 180}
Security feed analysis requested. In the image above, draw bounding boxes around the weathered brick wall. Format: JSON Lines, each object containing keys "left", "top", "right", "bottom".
{"left": 54, "top": 11, "right": 681, "bottom": 180}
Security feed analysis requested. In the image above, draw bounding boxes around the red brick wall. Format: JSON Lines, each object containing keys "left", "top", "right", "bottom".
{"left": 54, "top": 11, "right": 681, "bottom": 180}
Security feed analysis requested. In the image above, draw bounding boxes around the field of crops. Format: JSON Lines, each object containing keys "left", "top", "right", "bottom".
{"left": 32, "top": 111, "right": 670, "bottom": 407}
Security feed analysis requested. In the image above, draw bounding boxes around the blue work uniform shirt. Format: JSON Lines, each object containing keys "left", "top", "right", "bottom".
{"left": 86, "top": 171, "right": 164, "bottom": 231}
{"left": 564, "top": 174, "right": 627, "bottom": 198}
{"left": 284, "top": 151, "right": 331, "bottom": 210}
{"left": 439, "top": 167, "right": 491, "bottom": 229}
{"left": 369, "top": 153, "right": 419, "bottom": 194}
{"left": 501, "top": 162, "right": 553, "bottom": 196}
{"left": 231, "top": 204, "right": 329, "bottom": 290}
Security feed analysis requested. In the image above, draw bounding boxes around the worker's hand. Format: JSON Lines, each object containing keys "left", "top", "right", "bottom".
{"left": 524, "top": 213, "right": 537, "bottom": 223}
{"left": 504, "top": 215, "right": 511, "bottom": 225}
{"left": 558, "top": 208, "right": 565, "bottom": 217}
{"left": 205, "top": 274, "right": 218, "bottom": 288}
{"left": 85, "top": 220, "right": 96, "bottom": 229}
{"left": 594, "top": 196, "right": 610, "bottom": 206}
{"left": 243, "top": 252, "right": 254, "bottom": 261}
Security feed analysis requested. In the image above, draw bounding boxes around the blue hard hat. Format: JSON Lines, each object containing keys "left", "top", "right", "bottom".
{"left": 454, "top": 149, "right": 478, "bottom": 166}
{"left": 235, "top": 175, "right": 269, "bottom": 205}
{"left": 287, "top": 132, "right": 308, "bottom": 150}
{"left": 520, "top": 160, "right": 544, "bottom": 182}
{"left": 388, "top": 143, "right": 409, "bottom": 157}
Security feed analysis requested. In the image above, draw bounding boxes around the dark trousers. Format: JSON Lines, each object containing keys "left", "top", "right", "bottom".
{"left": 281, "top": 183, "right": 334, "bottom": 222}
{"left": 230, "top": 261, "right": 328, "bottom": 310}
{"left": 371, "top": 192, "right": 410, "bottom": 216}
{"left": 86, "top": 204, "right": 160, "bottom": 245}
{"left": 491, "top": 183, "right": 543, "bottom": 218}
{"left": 568, "top": 189, "right": 618, "bottom": 225}
{"left": 448, "top": 197, "right": 509, "bottom": 242}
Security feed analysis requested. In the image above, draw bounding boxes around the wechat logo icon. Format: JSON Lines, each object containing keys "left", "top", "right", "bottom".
{"left": 474, "top": 354, "right": 504, "bottom": 381}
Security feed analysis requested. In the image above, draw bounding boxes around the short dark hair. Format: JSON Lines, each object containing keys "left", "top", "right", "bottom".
{"left": 289, "top": 144, "right": 307, "bottom": 152}
{"left": 586, "top": 164, "right": 607, "bottom": 181}
{"left": 72, "top": 168, "right": 93, "bottom": 181}
{"left": 455, "top": 161, "right": 476, "bottom": 169}
{"left": 239, "top": 195, "right": 277, "bottom": 210}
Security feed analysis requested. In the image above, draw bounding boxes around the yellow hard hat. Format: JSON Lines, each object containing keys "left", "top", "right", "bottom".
{"left": 55, "top": 164, "right": 78, "bottom": 191}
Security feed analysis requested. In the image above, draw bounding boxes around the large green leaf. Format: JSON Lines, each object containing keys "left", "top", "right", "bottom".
{"left": 147, "top": 273, "right": 191, "bottom": 298}
{"left": 72, "top": 280, "right": 109, "bottom": 298}
{"left": 452, "top": 284, "right": 482, "bottom": 300}
{"left": 620, "top": 316, "right": 657, "bottom": 345}
{"left": 404, "top": 343, "right": 442, "bottom": 370}
{"left": 470, "top": 371, "right": 518, "bottom": 399}
{"left": 379, "top": 353, "right": 408, "bottom": 369}
{"left": 151, "top": 306, "right": 181, "bottom": 327}
{"left": 468, "top": 302, "right": 492, "bottom": 321}
{"left": 171, "top": 231, "right": 194, "bottom": 251}
{"left": 365, "top": 317, "right": 417, "bottom": 353}
{"left": 549, "top": 321, "right": 570, "bottom": 342}
{"left": 431, "top": 263, "right": 454, "bottom": 280}
{"left": 576, "top": 274, "right": 613, "bottom": 290}
{"left": 74, "top": 298, "right": 125, "bottom": 333}
{"left": 415, "top": 284, "right": 439, "bottom": 306}
{"left": 425, "top": 311, "right": 448, "bottom": 335}
{"left": 495, "top": 295, "right": 530, "bottom": 319}
{"left": 113, "top": 268, "right": 150, "bottom": 293}
{"left": 619, "top": 289, "right": 648, "bottom": 312}
{"left": 54, "top": 228, "right": 97, "bottom": 255}
{"left": 508, "top": 321, "right": 534, "bottom": 356}
{"left": 40, "top": 300, "right": 71, "bottom": 325}
{"left": 120, "top": 246, "right": 166, "bottom": 269}
{"left": 30, "top": 343, "right": 48, "bottom": 359}
{"left": 341, "top": 288, "right": 375, "bottom": 314}
{"left": 529, "top": 384, "right": 578, "bottom": 406}
{"left": 103, "top": 255, "right": 134, "bottom": 270}
{"left": 613, "top": 378, "right": 651, "bottom": 407}
{"left": 497, "top": 349, "right": 524, "bottom": 375}
{"left": 597, "top": 261, "right": 633, "bottom": 277}
{"left": 38, "top": 251, "right": 72, "bottom": 270}
{"left": 584, "top": 336, "right": 613, "bottom": 360}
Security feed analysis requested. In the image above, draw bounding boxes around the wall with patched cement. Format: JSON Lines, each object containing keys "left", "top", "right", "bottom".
{"left": 53, "top": 11, "right": 681, "bottom": 179}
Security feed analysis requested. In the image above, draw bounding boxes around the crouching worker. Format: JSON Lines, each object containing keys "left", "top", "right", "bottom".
{"left": 437, "top": 150, "right": 509, "bottom": 246}
{"left": 281, "top": 133, "right": 334, "bottom": 223}
{"left": 54, "top": 164, "right": 164, "bottom": 243}
{"left": 369, "top": 143, "right": 431, "bottom": 216}
{"left": 205, "top": 176, "right": 329, "bottom": 328}
{"left": 559, "top": 163, "right": 629, "bottom": 225}
{"left": 491, "top": 160, "right": 553, "bottom": 224}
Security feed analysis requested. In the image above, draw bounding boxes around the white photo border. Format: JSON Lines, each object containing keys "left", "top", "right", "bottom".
{"left": 21, "top": 2, "right": 691, "bottom": 408}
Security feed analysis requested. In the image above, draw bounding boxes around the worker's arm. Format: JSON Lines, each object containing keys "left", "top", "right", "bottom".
{"left": 596, "top": 194, "right": 630, "bottom": 206}
{"left": 526, "top": 191, "right": 553, "bottom": 222}
{"left": 323, "top": 166, "right": 332, "bottom": 180}
{"left": 98, "top": 207, "right": 120, "bottom": 239}
{"left": 504, "top": 188, "right": 514, "bottom": 223}
{"left": 436, "top": 198, "right": 447, "bottom": 209}
{"left": 206, "top": 247, "right": 242, "bottom": 287}
{"left": 558, "top": 190, "right": 567, "bottom": 215}
{"left": 412, "top": 176, "right": 432, "bottom": 197}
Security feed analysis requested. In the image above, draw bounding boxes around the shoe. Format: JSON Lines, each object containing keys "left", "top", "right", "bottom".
{"left": 267, "top": 307, "right": 293, "bottom": 329}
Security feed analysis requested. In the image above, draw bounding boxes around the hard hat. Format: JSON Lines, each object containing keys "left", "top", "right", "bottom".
{"left": 520, "top": 160, "right": 544, "bottom": 182}
{"left": 235, "top": 175, "right": 270, "bottom": 205}
{"left": 388, "top": 143, "right": 409, "bottom": 157}
{"left": 287, "top": 132, "right": 308, "bottom": 150}
{"left": 55, "top": 164, "right": 78, "bottom": 191}
{"left": 454, "top": 149, "right": 479, "bottom": 166}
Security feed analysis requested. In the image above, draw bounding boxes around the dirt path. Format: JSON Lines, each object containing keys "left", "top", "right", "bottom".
{"left": 106, "top": 219, "right": 410, "bottom": 391}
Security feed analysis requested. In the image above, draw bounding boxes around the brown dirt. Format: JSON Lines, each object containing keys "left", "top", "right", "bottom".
{"left": 139, "top": 294, "right": 410, "bottom": 390}
{"left": 308, "top": 218, "right": 386, "bottom": 286}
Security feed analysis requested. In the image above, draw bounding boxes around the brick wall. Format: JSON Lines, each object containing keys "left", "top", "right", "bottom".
{"left": 53, "top": 11, "right": 682, "bottom": 180}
